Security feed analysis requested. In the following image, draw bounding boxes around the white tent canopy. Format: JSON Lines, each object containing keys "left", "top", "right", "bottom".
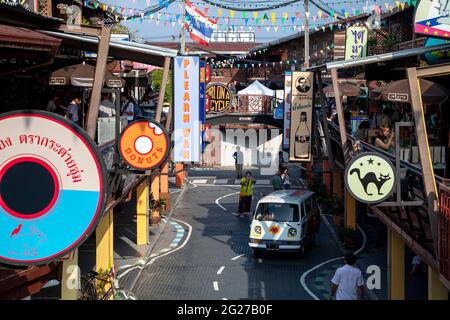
{"left": 238, "top": 80, "right": 275, "bottom": 96}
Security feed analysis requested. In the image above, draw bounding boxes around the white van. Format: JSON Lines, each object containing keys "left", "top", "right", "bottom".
{"left": 248, "top": 189, "right": 320, "bottom": 256}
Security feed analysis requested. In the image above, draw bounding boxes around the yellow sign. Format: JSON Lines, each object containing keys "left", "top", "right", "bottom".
{"left": 205, "top": 83, "right": 231, "bottom": 113}
{"left": 345, "top": 27, "right": 368, "bottom": 60}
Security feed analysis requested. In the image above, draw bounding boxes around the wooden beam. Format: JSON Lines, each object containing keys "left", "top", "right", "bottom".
{"left": 417, "top": 64, "right": 450, "bottom": 78}
{"left": 155, "top": 57, "right": 171, "bottom": 123}
{"left": 407, "top": 67, "right": 439, "bottom": 257}
{"left": 330, "top": 68, "right": 349, "bottom": 162}
{"left": 316, "top": 70, "right": 335, "bottom": 170}
{"left": 85, "top": 27, "right": 111, "bottom": 139}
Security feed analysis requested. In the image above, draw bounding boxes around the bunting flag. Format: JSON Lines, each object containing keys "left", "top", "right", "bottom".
{"left": 185, "top": 0, "right": 217, "bottom": 46}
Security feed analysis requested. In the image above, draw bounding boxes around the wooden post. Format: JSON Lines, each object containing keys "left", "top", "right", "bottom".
{"left": 428, "top": 266, "right": 449, "bottom": 300}
{"left": 345, "top": 190, "right": 356, "bottom": 230}
{"left": 85, "top": 27, "right": 111, "bottom": 139}
{"left": 333, "top": 171, "right": 343, "bottom": 200}
{"left": 175, "top": 163, "right": 184, "bottom": 188}
{"left": 407, "top": 68, "right": 439, "bottom": 254}
{"left": 160, "top": 162, "right": 170, "bottom": 211}
{"left": 150, "top": 174, "right": 161, "bottom": 225}
{"left": 136, "top": 177, "right": 149, "bottom": 245}
{"left": 96, "top": 208, "right": 114, "bottom": 274}
{"left": 388, "top": 229, "right": 405, "bottom": 300}
{"left": 156, "top": 57, "right": 171, "bottom": 123}
{"left": 330, "top": 68, "right": 349, "bottom": 160}
{"left": 317, "top": 69, "right": 334, "bottom": 170}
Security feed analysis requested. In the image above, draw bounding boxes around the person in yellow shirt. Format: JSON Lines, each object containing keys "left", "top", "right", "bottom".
{"left": 237, "top": 171, "right": 256, "bottom": 218}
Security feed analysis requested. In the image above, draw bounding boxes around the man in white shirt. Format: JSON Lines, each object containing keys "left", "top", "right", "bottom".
{"left": 121, "top": 94, "right": 134, "bottom": 124}
{"left": 330, "top": 253, "right": 365, "bottom": 300}
{"left": 99, "top": 93, "right": 116, "bottom": 117}
{"left": 67, "top": 96, "right": 82, "bottom": 125}
{"left": 233, "top": 146, "right": 244, "bottom": 179}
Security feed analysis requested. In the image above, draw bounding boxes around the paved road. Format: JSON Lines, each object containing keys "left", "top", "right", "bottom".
{"left": 131, "top": 172, "right": 343, "bottom": 300}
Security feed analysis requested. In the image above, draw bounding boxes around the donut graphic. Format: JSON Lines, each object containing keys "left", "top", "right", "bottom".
{"left": 119, "top": 120, "right": 170, "bottom": 170}
{"left": 0, "top": 111, "right": 106, "bottom": 266}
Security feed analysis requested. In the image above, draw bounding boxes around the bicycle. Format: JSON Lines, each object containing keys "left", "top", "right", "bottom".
{"left": 79, "top": 267, "right": 137, "bottom": 300}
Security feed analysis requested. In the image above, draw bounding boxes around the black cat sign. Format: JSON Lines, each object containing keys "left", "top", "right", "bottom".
{"left": 344, "top": 152, "right": 396, "bottom": 204}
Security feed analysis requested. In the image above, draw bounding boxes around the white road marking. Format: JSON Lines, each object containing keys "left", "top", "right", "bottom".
{"left": 192, "top": 179, "right": 208, "bottom": 184}
{"left": 215, "top": 191, "right": 240, "bottom": 211}
{"left": 214, "top": 179, "right": 229, "bottom": 184}
{"left": 118, "top": 218, "right": 193, "bottom": 283}
{"left": 222, "top": 298, "right": 228, "bottom": 300}
{"left": 231, "top": 254, "right": 245, "bottom": 261}
{"left": 299, "top": 218, "right": 368, "bottom": 300}
{"left": 217, "top": 266, "right": 225, "bottom": 275}
{"left": 234, "top": 179, "right": 240, "bottom": 184}
{"left": 213, "top": 281, "right": 219, "bottom": 291}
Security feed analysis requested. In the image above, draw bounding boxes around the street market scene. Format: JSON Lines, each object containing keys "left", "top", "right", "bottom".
{"left": 0, "top": 0, "right": 449, "bottom": 303}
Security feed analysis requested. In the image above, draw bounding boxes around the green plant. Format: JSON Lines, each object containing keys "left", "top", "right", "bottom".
{"left": 150, "top": 70, "right": 173, "bottom": 104}
{"left": 95, "top": 268, "right": 111, "bottom": 297}
{"left": 150, "top": 192, "right": 167, "bottom": 211}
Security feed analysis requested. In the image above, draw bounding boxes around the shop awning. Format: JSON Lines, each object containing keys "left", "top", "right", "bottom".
{"left": 41, "top": 30, "right": 178, "bottom": 68}
{"left": 0, "top": 24, "right": 61, "bottom": 50}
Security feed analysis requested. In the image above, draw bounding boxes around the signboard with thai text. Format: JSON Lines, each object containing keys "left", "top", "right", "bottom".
{"left": 345, "top": 27, "right": 368, "bottom": 60}
{"left": 173, "top": 56, "right": 201, "bottom": 163}
{"left": 283, "top": 72, "right": 292, "bottom": 150}
{"left": 0, "top": 111, "right": 106, "bottom": 265}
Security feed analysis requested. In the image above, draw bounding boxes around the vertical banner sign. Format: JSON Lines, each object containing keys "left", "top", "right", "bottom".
{"left": 173, "top": 56, "right": 201, "bottom": 163}
{"left": 345, "top": 26, "right": 368, "bottom": 60}
{"left": 200, "top": 60, "right": 206, "bottom": 153}
{"left": 283, "top": 71, "right": 292, "bottom": 150}
{"left": 205, "top": 63, "right": 212, "bottom": 113}
{"left": 289, "top": 72, "right": 314, "bottom": 162}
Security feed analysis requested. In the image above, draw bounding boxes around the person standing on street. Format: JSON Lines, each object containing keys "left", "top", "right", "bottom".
{"left": 67, "top": 96, "right": 82, "bottom": 125}
{"left": 233, "top": 146, "right": 244, "bottom": 179}
{"left": 330, "top": 253, "right": 365, "bottom": 300}
{"left": 121, "top": 94, "right": 135, "bottom": 124}
{"left": 271, "top": 169, "right": 283, "bottom": 191}
{"left": 281, "top": 167, "right": 291, "bottom": 190}
{"left": 237, "top": 171, "right": 255, "bottom": 218}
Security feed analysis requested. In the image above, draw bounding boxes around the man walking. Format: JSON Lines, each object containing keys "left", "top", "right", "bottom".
{"left": 237, "top": 171, "right": 255, "bottom": 218}
{"left": 67, "top": 96, "right": 82, "bottom": 125}
{"left": 271, "top": 169, "right": 283, "bottom": 191}
{"left": 330, "top": 253, "right": 365, "bottom": 300}
{"left": 233, "top": 146, "right": 244, "bottom": 179}
{"left": 121, "top": 94, "right": 135, "bottom": 124}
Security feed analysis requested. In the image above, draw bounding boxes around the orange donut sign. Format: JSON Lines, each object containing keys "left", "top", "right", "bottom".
{"left": 119, "top": 120, "right": 170, "bottom": 170}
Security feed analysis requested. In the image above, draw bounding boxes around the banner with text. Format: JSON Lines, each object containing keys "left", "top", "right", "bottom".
{"left": 345, "top": 26, "right": 368, "bottom": 60}
{"left": 173, "top": 56, "right": 201, "bottom": 163}
{"left": 289, "top": 71, "right": 313, "bottom": 162}
{"left": 283, "top": 71, "right": 292, "bottom": 150}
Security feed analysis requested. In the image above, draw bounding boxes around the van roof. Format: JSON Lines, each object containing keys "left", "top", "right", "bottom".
{"left": 258, "top": 189, "right": 315, "bottom": 205}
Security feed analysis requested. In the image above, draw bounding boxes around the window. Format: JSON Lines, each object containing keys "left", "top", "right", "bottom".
{"left": 255, "top": 203, "right": 300, "bottom": 222}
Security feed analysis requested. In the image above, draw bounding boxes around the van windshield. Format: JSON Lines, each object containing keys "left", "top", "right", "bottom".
{"left": 255, "top": 203, "right": 299, "bottom": 222}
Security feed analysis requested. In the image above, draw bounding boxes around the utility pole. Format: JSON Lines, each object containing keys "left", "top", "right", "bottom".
{"left": 180, "top": 0, "right": 186, "bottom": 55}
{"left": 304, "top": 0, "right": 310, "bottom": 68}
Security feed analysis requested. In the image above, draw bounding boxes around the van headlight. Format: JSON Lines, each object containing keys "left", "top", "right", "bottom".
{"left": 254, "top": 226, "right": 262, "bottom": 235}
{"left": 288, "top": 228, "right": 297, "bottom": 237}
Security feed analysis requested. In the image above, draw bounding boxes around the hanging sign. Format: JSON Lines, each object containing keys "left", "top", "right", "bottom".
{"left": 119, "top": 120, "right": 170, "bottom": 170}
{"left": 173, "top": 56, "right": 201, "bottom": 163}
{"left": 289, "top": 72, "right": 314, "bottom": 162}
{"left": 0, "top": 111, "right": 106, "bottom": 266}
{"left": 415, "top": 0, "right": 450, "bottom": 39}
{"left": 423, "top": 38, "right": 450, "bottom": 65}
{"left": 200, "top": 60, "right": 206, "bottom": 153}
{"left": 283, "top": 71, "right": 292, "bottom": 150}
{"left": 205, "top": 83, "right": 232, "bottom": 113}
{"left": 344, "top": 26, "right": 368, "bottom": 60}
{"left": 344, "top": 152, "right": 396, "bottom": 204}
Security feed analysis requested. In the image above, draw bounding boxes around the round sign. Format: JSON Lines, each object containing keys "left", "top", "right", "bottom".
{"left": 344, "top": 152, "right": 396, "bottom": 204}
{"left": 119, "top": 120, "right": 170, "bottom": 170}
{"left": 0, "top": 110, "right": 106, "bottom": 265}
{"left": 205, "top": 83, "right": 232, "bottom": 113}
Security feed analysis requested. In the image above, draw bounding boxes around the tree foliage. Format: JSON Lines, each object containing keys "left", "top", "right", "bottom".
{"left": 150, "top": 70, "right": 173, "bottom": 104}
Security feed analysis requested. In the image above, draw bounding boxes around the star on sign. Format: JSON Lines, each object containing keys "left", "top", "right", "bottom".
{"left": 360, "top": 162, "right": 364, "bottom": 166}
{"left": 377, "top": 162, "right": 381, "bottom": 166}
{"left": 368, "top": 158, "right": 374, "bottom": 165}
{"left": 426, "top": 21, "right": 431, "bottom": 26}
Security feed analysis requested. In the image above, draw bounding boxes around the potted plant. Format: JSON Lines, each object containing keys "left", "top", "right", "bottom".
{"left": 338, "top": 227, "right": 359, "bottom": 249}
{"left": 150, "top": 192, "right": 167, "bottom": 211}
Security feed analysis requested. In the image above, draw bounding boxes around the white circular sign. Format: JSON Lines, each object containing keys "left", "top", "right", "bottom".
{"left": 345, "top": 152, "right": 396, "bottom": 204}
{"left": 0, "top": 111, "right": 106, "bottom": 265}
